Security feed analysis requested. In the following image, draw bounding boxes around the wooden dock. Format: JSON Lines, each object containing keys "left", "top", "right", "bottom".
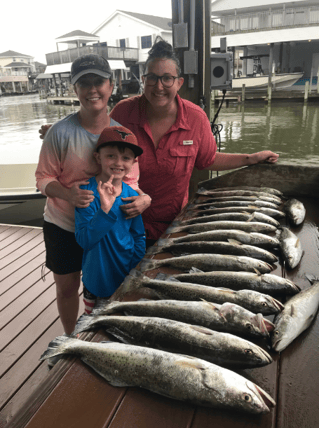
{"left": 0, "top": 224, "right": 84, "bottom": 427}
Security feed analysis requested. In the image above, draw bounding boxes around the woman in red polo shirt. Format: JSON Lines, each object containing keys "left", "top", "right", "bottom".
{"left": 110, "top": 39, "right": 278, "bottom": 246}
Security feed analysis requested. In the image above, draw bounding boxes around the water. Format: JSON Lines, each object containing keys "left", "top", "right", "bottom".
{"left": 0, "top": 94, "right": 318, "bottom": 167}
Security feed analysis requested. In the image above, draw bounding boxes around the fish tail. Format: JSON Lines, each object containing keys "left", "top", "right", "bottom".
{"left": 155, "top": 272, "right": 179, "bottom": 282}
{"left": 145, "top": 238, "right": 173, "bottom": 255}
{"left": 92, "top": 299, "right": 118, "bottom": 316}
{"left": 166, "top": 225, "right": 181, "bottom": 234}
{"left": 39, "top": 335, "right": 77, "bottom": 361}
{"left": 140, "top": 259, "right": 157, "bottom": 272}
{"left": 119, "top": 270, "right": 144, "bottom": 293}
{"left": 73, "top": 314, "right": 98, "bottom": 335}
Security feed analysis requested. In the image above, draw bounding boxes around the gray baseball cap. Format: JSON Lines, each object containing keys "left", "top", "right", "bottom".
{"left": 71, "top": 54, "right": 112, "bottom": 84}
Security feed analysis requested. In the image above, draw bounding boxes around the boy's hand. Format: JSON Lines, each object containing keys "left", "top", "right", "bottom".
{"left": 97, "top": 176, "right": 116, "bottom": 214}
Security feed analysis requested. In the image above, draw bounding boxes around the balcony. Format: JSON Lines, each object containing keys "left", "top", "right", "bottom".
{"left": 46, "top": 45, "right": 139, "bottom": 66}
{"left": 212, "top": 6, "right": 319, "bottom": 35}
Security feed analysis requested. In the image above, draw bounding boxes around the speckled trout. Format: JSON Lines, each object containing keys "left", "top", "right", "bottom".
{"left": 159, "top": 230, "right": 279, "bottom": 248}
{"left": 197, "top": 186, "right": 283, "bottom": 197}
{"left": 119, "top": 270, "right": 283, "bottom": 315}
{"left": 156, "top": 270, "right": 300, "bottom": 296}
{"left": 196, "top": 188, "right": 282, "bottom": 204}
{"left": 40, "top": 336, "right": 276, "bottom": 413}
{"left": 166, "top": 220, "right": 277, "bottom": 235}
{"left": 278, "top": 227, "right": 303, "bottom": 269}
{"left": 146, "top": 239, "right": 278, "bottom": 264}
{"left": 140, "top": 253, "right": 274, "bottom": 274}
{"left": 186, "top": 205, "right": 286, "bottom": 219}
{"left": 173, "top": 211, "right": 280, "bottom": 228}
{"left": 72, "top": 314, "right": 272, "bottom": 368}
{"left": 191, "top": 200, "right": 279, "bottom": 210}
{"left": 272, "top": 282, "right": 319, "bottom": 352}
{"left": 92, "top": 299, "right": 274, "bottom": 338}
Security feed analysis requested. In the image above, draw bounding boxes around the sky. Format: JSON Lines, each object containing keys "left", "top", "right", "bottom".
{"left": 1, "top": 1, "right": 173, "bottom": 64}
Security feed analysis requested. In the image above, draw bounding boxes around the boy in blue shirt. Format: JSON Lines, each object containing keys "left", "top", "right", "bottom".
{"left": 75, "top": 126, "right": 146, "bottom": 313}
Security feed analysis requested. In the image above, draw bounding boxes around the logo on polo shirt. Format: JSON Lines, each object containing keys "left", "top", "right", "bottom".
{"left": 183, "top": 140, "right": 193, "bottom": 145}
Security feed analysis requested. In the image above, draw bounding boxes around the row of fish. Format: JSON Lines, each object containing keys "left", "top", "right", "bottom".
{"left": 39, "top": 185, "right": 316, "bottom": 415}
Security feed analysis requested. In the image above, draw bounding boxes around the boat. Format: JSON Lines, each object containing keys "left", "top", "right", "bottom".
{"left": 4, "top": 163, "right": 319, "bottom": 428}
{"left": 232, "top": 71, "right": 304, "bottom": 89}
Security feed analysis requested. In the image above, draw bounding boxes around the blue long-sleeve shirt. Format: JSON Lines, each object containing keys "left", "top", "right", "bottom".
{"left": 75, "top": 177, "right": 146, "bottom": 297}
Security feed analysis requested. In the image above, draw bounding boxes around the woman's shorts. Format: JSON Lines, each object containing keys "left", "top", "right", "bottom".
{"left": 43, "top": 220, "right": 83, "bottom": 275}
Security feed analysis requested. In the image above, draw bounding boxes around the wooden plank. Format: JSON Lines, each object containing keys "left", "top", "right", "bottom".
{"left": 0, "top": 229, "right": 43, "bottom": 266}
{"left": 1, "top": 245, "right": 45, "bottom": 281}
{"left": 0, "top": 228, "right": 35, "bottom": 255}
{"left": 0, "top": 226, "right": 29, "bottom": 246}
{"left": 0, "top": 283, "right": 57, "bottom": 350}
{"left": 0, "top": 252, "right": 46, "bottom": 293}
{"left": 0, "top": 270, "right": 53, "bottom": 312}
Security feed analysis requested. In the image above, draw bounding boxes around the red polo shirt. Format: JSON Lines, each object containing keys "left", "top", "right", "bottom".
{"left": 110, "top": 94, "right": 216, "bottom": 240}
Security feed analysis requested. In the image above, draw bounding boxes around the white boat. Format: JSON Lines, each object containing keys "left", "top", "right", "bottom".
{"left": 232, "top": 72, "right": 304, "bottom": 90}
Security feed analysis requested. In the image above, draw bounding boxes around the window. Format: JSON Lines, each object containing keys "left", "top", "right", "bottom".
{"left": 119, "top": 39, "right": 126, "bottom": 49}
{"left": 141, "top": 35, "right": 152, "bottom": 49}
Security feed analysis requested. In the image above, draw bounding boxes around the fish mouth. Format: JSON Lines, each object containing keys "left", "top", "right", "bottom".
{"left": 255, "top": 313, "right": 275, "bottom": 336}
{"left": 246, "top": 383, "right": 276, "bottom": 413}
{"left": 270, "top": 297, "right": 285, "bottom": 312}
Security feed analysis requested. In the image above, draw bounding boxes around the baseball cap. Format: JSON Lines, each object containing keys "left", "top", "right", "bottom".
{"left": 71, "top": 54, "right": 112, "bottom": 84}
{"left": 95, "top": 126, "right": 143, "bottom": 157}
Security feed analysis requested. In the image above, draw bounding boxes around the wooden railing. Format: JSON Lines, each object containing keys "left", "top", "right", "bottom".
{"left": 212, "top": 6, "right": 319, "bottom": 35}
{"left": 46, "top": 45, "right": 139, "bottom": 66}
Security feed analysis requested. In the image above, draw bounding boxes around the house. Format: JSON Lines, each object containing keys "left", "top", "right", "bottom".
{"left": 0, "top": 50, "right": 35, "bottom": 94}
{"left": 44, "top": 10, "right": 172, "bottom": 96}
{"left": 211, "top": 0, "right": 319, "bottom": 86}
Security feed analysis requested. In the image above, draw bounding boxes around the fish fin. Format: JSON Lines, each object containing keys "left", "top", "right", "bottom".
{"left": 294, "top": 238, "right": 300, "bottom": 248}
{"left": 190, "top": 325, "right": 214, "bottom": 335}
{"left": 157, "top": 238, "right": 173, "bottom": 247}
{"left": 289, "top": 304, "right": 295, "bottom": 317}
{"left": 305, "top": 273, "right": 319, "bottom": 284}
{"left": 175, "top": 357, "right": 207, "bottom": 371}
{"left": 39, "top": 335, "right": 76, "bottom": 361}
{"left": 73, "top": 314, "right": 98, "bottom": 335}
{"left": 155, "top": 272, "right": 180, "bottom": 282}
{"left": 171, "top": 220, "right": 181, "bottom": 227}
{"left": 189, "top": 267, "right": 204, "bottom": 273}
{"left": 227, "top": 239, "right": 242, "bottom": 245}
{"left": 247, "top": 213, "right": 255, "bottom": 222}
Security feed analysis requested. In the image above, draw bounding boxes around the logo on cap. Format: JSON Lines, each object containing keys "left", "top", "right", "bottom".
{"left": 79, "top": 61, "right": 96, "bottom": 67}
{"left": 116, "top": 130, "right": 131, "bottom": 140}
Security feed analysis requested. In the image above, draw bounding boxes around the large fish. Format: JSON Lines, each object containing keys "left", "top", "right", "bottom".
{"left": 284, "top": 198, "right": 306, "bottom": 226}
{"left": 187, "top": 205, "right": 286, "bottom": 219}
{"left": 166, "top": 220, "right": 277, "bottom": 235}
{"left": 193, "top": 199, "right": 279, "bottom": 210}
{"left": 278, "top": 227, "right": 303, "bottom": 269}
{"left": 271, "top": 281, "right": 319, "bottom": 352}
{"left": 72, "top": 314, "right": 273, "bottom": 368}
{"left": 172, "top": 211, "right": 280, "bottom": 228}
{"left": 120, "top": 270, "right": 284, "bottom": 315}
{"left": 196, "top": 188, "right": 282, "bottom": 204}
{"left": 157, "top": 269, "right": 300, "bottom": 296}
{"left": 40, "top": 336, "right": 276, "bottom": 413}
{"left": 195, "top": 195, "right": 281, "bottom": 205}
{"left": 140, "top": 253, "right": 274, "bottom": 274}
{"left": 197, "top": 186, "right": 283, "bottom": 197}
{"left": 159, "top": 229, "right": 279, "bottom": 248}
{"left": 92, "top": 299, "right": 274, "bottom": 338}
{"left": 146, "top": 239, "right": 278, "bottom": 264}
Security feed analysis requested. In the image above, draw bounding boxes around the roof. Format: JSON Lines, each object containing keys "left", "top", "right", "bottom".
{"left": 56, "top": 30, "right": 99, "bottom": 39}
{"left": 0, "top": 50, "right": 33, "bottom": 58}
{"left": 5, "top": 62, "right": 32, "bottom": 68}
{"left": 93, "top": 10, "right": 172, "bottom": 34}
{"left": 118, "top": 10, "right": 172, "bottom": 31}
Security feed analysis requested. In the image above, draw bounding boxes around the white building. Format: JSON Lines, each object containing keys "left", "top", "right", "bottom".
{"left": 211, "top": 0, "right": 319, "bottom": 85}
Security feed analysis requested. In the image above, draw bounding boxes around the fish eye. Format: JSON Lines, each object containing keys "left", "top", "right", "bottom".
{"left": 244, "top": 349, "right": 253, "bottom": 355}
{"left": 242, "top": 393, "right": 252, "bottom": 402}
{"left": 245, "top": 323, "right": 253, "bottom": 330}
{"left": 274, "top": 330, "right": 279, "bottom": 336}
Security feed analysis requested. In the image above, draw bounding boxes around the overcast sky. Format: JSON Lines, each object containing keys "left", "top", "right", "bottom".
{"left": 1, "top": 1, "right": 172, "bottom": 64}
